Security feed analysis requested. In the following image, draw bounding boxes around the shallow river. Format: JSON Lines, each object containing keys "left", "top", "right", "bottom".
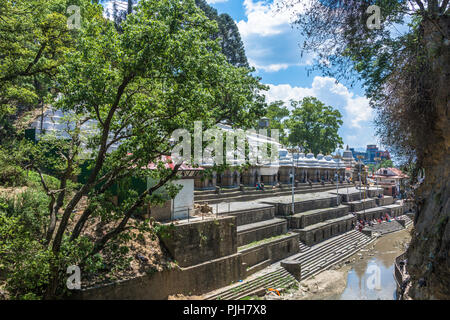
{"left": 332, "top": 230, "right": 410, "bottom": 300}
{"left": 280, "top": 229, "right": 411, "bottom": 301}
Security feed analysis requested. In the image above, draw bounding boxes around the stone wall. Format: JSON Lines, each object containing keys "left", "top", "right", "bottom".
{"left": 160, "top": 216, "right": 237, "bottom": 267}
{"left": 267, "top": 196, "right": 340, "bottom": 216}
{"left": 296, "top": 216, "right": 355, "bottom": 245}
{"left": 228, "top": 206, "right": 275, "bottom": 226}
{"left": 240, "top": 234, "right": 299, "bottom": 276}
{"left": 237, "top": 220, "right": 287, "bottom": 247}
{"left": 74, "top": 253, "right": 244, "bottom": 300}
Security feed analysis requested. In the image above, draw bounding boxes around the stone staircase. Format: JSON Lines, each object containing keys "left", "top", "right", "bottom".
{"left": 194, "top": 182, "right": 353, "bottom": 205}
{"left": 237, "top": 218, "right": 288, "bottom": 247}
{"left": 286, "top": 198, "right": 356, "bottom": 246}
{"left": 201, "top": 187, "right": 406, "bottom": 300}
{"left": 228, "top": 204, "right": 299, "bottom": 278}
{"left": 289, "top": 230, "right": 375, "bottom": 280}
{"left": 205, "top": 230, "right": 375, "bottom": 300}
{"left": 298, "top": 241, "right": 311, "bottom": 253}
{"left": 402, "top": 214, "right": 413, "bottom": 228}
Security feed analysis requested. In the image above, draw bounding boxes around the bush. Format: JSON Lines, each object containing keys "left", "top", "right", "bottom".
{"left": 0, "top": 163, "right": 27, "bottom": 187}
{"left": 0, "top": 189, "right": 49, "bottom": 239}
{"left": 0, "top": 213, "right": 53, "bottom": 299}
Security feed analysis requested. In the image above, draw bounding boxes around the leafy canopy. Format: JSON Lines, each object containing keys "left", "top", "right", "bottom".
{"left": 285, "top": 97, "right": 343, "bottom": 155}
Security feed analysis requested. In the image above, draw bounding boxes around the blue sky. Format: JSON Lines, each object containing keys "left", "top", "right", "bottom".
{"left": 209, "top": 0, "right": 378, "bottom": 151}
{"left": 103, "top": 0, "right": 383, "bottom": 151}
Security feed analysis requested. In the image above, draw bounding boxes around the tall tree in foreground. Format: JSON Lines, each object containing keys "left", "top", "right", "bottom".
{"left": 0, "top": 0, "right": 266, "bottom": 299}
{"left": 286, "top": 97, "right": 343, "bottom": 155}
{"left": 195, "top": 0, "right": 249, "bottom": 67}
{"left": 0, "top": 0, "right": 74, "bottom": 138}
{"left": 284, "top": 0, "right": 449, "bottom": 298}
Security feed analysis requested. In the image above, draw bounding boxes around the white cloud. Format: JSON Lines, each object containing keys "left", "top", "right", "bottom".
{"left": 265, "top": 76, "right": 375, "bottom": 148}
{"left": 235, "top": 0, "right": 311, "bottom": 73}
{"left": 237, "top": 0, "right": 303, "bottom": 38}
{"left": 248, "top": 58, "right": 292, "bottom": 72}
{"left": 265, "top": 84, "right": 313, "bottom": 102}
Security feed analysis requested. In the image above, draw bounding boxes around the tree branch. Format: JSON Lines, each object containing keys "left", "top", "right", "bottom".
{"left": 85, "top": 163, "right": 182, "bottom": 259}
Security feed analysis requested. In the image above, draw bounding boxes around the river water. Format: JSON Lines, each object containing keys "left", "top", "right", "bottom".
{"left": 332, "top": 230, "right": 410, "bottom": 300}
{"left": 279, "top": 229, "right": 411, "bottom": 301}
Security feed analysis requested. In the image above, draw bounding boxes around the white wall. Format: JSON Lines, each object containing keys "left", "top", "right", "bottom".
{"left": 172, "top": 178, "right": 194, "bottom": 220}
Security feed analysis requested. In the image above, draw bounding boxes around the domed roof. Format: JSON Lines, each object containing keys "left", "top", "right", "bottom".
{"left": 317, "top": 153, "right": 329, "bottom": 168}
{"left": 304, "top": 153, "right": 318, "bottom": 167}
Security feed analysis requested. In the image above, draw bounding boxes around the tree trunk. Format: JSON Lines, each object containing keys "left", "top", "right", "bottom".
{"left": 406, "top": 15, "right": 450, "bottom": 300}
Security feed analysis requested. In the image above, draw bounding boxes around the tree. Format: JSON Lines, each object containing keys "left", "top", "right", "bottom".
{"left": 1, "top": 0, "right": 266, "bottom": 299}
{"left": 378, "top": 159, "right": 394, "bottom": 170}
{"left": 195, "top": 0, "right": 249, "bottom": 67}
{"left": 0, "top": 0, "right": 75, "bottom": 136}
{"left": 285, "top": 0, "right": 449, "bottom": 298}
{"left": 263, "top": 100, "right": 290, "bottom": 144}
{"left": 285, "top": 97, "right": 343, "bottom": 155}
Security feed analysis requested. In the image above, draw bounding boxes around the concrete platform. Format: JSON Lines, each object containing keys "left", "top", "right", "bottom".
{"left": 382, "top": 203, "right": 404, "bottom": 217}
{"left": 375, "top": 196, "right": 394, "bottom": 206}
{"left": 237, "top": 218, "right": 287, "bottom": 246}
{"left": 260, "top": 192, "right": 341, "bottom": 216}
{"left": 293, "top": 214, "right": 356, "bottom": 246}
{"left": 287, "top": 205, "right": 350, "bottom": 229}
{"left": 330, "top": 186, "right": 383, "bottom": 202}
{"left": 345, "top": 198, "right": 377, "bottom": 212}
{"left": 355, "top": 206, "right": 389, "bottom": 220}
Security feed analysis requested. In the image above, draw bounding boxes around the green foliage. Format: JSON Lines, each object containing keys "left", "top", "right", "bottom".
{"left": 286, "top": 97, "right": 343, "bottom": 154}
{"left": 263, "top": 100, "right": 290, "bottom": 144}
{"left": 0, "top": 0, "right": 89, "bottom": 120}
{"left": 0, "top": 189, "right": 50, "bottom": 238}
{"left": 377, "top": 159, "right": 394, "bottom": 170}
{"left": 195, "top": 0, "right": 248, "bottom": 67}
{"left": 0, "top": 0, "right": 268, "bottom": 299}
{"left": 0, "top": 192, "right": 52, "bottom": 299}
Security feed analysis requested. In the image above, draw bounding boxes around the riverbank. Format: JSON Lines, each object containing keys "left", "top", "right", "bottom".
{"left": 268, "top": 227, "right": 412, "bottom": 300}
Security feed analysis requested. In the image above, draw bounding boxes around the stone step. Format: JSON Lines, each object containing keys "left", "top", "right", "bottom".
{"left": 382, "top": 203, "right": 404, "bottom": 218}
{"left": 299, "top": 241, "right": 311, "bottom": 253}
{"left": 206, "top": 269, "right": 293, "bottom": 300}
{"left": 293, "top": 214, "right": 356, "bottom": 246}
{"left": 287, "top": 205, "right": 350, "bottom": 229}
{"left": 195, "top": 183, "right": 353, "bottom": 205}
{"left": 286, "top": 231, "right": 372, "bottom": 280}
{"left": 354, "top": 206, "right": 389, "bottom": 220}
{"left": 263, "top": 194, "right": 341, "bottom": 216}
{"left": 245, "top": 259, "right": 272, "bottom": 277}
{"left": 345, "top": 198, "right": 377, "bottom": 212}
{"left": 237, "top": 218, "right": 288, "bottom": 247}
{"left": 206, "top": 230, "right": 374, "bottom": 300}
{"left": 375, "top": 196, "right": 394, "bottom": 206}
{"left": 227, "top": 206, "right": 275, "bottom": 226}
{"left": 340, "top": 191, "right": 363, "bottom": 202}
{"left": 296, "top": 232, "right": 369, "bottom": 266}
{"left": 238, "top": 233, "right": 299, "bottom": 275}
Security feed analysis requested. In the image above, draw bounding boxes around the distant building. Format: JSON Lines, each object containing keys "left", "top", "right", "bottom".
{"left": 373, "top": 167, "right": 408, "bottom": 197}
{"left": 349, "top": 144, "right": 390, "bottom": 165}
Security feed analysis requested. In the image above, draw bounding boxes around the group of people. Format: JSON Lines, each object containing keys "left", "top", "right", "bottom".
{"left": 353, "top": 213, "right": 393, "bottom": 231}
